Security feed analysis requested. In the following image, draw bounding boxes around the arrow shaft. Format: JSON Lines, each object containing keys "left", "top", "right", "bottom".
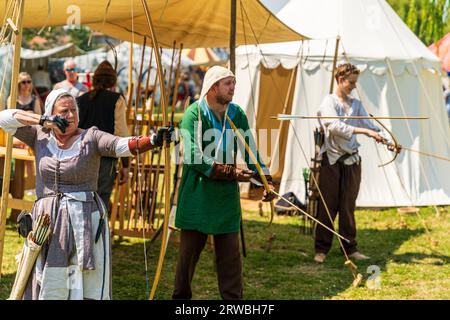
{"left": 402, "top": 146, "right": 450, "bottom": 163}
{"left": 273, "top": 115, "right": 429, "bottom": 120}
{"left": 271, "top": 190, "right": 351, "bottom": 244}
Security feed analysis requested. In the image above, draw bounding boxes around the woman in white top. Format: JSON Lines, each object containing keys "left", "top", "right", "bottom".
{"left": 313, "top": 63, "right": 396, "bottom": 264}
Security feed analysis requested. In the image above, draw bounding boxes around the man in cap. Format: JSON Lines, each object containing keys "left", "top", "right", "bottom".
{"left": 172, "top": 66, "right": 275, "bottom": 300}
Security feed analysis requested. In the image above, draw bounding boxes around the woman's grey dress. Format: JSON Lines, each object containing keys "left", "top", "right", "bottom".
{"left": 14, "top": 125, "right": 121, "bottom": 300}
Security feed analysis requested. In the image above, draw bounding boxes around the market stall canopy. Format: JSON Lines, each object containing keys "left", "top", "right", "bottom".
{"left": 20, "top": 43, "right": 85, "bottom": 59}
{"left": 0, "top": 0, "right": 308, "bottom": 48}
{"left": 181, "top": 48, "right": 224, "bottom": 66}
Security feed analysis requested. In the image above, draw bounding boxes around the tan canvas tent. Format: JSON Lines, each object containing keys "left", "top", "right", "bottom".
{"left": 0, "top": 0, "right": 307, "bottom": 48}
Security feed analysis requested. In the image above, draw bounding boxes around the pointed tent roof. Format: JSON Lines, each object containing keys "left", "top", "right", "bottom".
{"left": 238, "top": 0, "right": 439, "bottom": 62}
{"left": 0, "top": 0, "right": 307, "bottom": 48}
{"left": 181, "top": 48, "right": 224, "bottom": 66}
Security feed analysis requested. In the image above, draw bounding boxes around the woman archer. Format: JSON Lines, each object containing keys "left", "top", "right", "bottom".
{"left": 0, "top": 88, "right": 173, "bottom": 300}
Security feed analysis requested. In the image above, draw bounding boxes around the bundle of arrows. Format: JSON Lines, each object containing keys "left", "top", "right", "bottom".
{"left": 30, "top": 213, "right": 51, "bottom": 245}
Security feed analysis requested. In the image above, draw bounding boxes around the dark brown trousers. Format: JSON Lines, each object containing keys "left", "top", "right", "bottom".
{"left": 172, "top": 230, "right": 243, "bottom": 300}
{"left": 315, "top": 154, "right": 361, "bottom": 255}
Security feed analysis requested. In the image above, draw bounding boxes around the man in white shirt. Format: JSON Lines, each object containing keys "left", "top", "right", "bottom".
{"left": 54, "top": 59, "right": 88, "bottom": 97}
{"left": 32, "top": 65, "right": 52, "bottom": 93}
{"left": 314, "top": 63, "right": 396, "bottom": 263}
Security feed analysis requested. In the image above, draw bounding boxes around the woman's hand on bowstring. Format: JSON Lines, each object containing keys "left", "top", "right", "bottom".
{"left": 39, "top": 115, "right": 69, "bottom": 133}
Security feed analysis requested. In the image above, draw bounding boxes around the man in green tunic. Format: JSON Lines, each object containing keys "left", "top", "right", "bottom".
{"left": 173, "top": 66, "right": 275, "bottom": 300}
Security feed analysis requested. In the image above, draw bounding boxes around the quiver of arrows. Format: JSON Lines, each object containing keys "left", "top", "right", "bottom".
{"left": 9, "top": 213, "right": 51, "bottom": 300}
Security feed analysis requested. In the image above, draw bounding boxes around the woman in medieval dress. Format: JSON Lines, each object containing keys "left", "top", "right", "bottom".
{"left": 0, "top": 88, "right": 173, "bottom": 300}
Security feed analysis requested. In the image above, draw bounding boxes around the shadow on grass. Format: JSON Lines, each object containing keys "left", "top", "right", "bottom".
{"left": 0, "top": 273, "right": 15, "bottom": 300}
{"left": 0, "top": 223, "right": 23, "bottom": 300}
{"left": 109, "top": 216, "right": 436, "bottom": 300}
{"left": 3, "top": 214, "right": 444, "bottom": 300}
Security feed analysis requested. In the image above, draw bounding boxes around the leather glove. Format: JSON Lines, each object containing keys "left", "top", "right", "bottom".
{"left": 209, "top": 162, "right": 254, "bottom": 182}
{"left": 153, "top": 126, "right": 175, "bottom": 147}
{"left": 262, "top": 180, "right": 276, "bottom": 202}
{"left": 39, "top": 115, "right": 70, "bottom": 133}
{"left": 251, "top": 173, "right": 276, "bottom": 202}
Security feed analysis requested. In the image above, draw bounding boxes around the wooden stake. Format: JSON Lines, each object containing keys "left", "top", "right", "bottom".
{"left": 126, "top": 42, "right": 134, "bottom": 122}
{"left": 135, "top": 37, "right": 147, "bottom": 135}
{"left": 230, "top": 0, "right": 237, "bottom": 73}
{"left": 329, "top": 36, "right": 340, "bottom": 94}
{"left": 142, "top": 47, "right": 154, "bottom": 119}
{"left": 140, "top": 0, "right": 171, "bottom": 300}
{"left": 269, "top": 67, "right": 297, "bottom": 174}
{"left": 170, "top": 43, "right": 184, "bottom": 118}
{"left": 165, "top": 41, "right": 176, "bottom": 118}
{"left": 0, "top": 0, "right": 24, "bottom": 278}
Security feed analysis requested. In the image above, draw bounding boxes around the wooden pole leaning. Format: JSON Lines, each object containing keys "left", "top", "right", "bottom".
{"left": 229, "top": 0, "right": 237, "bottom": 73}
{"left": 269, "top": 67, "right": 297, "bottom": 174}
{"left": 140, "top": 0, "right": 171, "bottom": 300}
{"left": 170, "top": 43, "right": 183, "bottom": 119}
{"left": 329, "top": 36, "right": 340, "bottom": 94}
{"left": 0, "top": 0, "right": 24, "bottom": 278}
{"left": 126, "top": 42, "right": 134, "bottom": 123}
{"left": 143, "top": 48, "right": 154, "bottom": 115}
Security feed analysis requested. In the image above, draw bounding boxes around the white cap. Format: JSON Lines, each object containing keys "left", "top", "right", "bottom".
{"left": 198, "top": 66, "right": 235, "bottom": 103}
{"left": 44, "top": 88, "right": 77, "bottom": 116}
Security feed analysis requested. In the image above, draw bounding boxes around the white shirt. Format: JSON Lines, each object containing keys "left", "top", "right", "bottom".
{"left": 32, "top": 70, "right": 52, "bottom": 89}
{"left": 318, "top": 94, "right": 387, "bottom": 165}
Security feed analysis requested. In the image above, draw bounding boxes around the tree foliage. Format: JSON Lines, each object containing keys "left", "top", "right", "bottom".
{"left": 387, "top": 0, "right": 449, "bottom": 45}
{"left": 22, "top": 25, "right": 99, "bottom": 51}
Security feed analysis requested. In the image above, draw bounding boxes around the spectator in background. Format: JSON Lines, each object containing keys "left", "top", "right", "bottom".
{"left": 77, "top": 60, "right": 130, "bottom": 211}
{"left": 32, "top": 65, "right": 52, "bottom": 102}
{"left": 175, "top": 73, "right": 191, "bottom": 110}
{"left": 6, "top": 72, "right": 42, "bottom": 220}
{"left": 54, "top": 59, "right": 88, "bottom": 97}
{"left": 8, "top": 72, "right": 42, "bottom": 114}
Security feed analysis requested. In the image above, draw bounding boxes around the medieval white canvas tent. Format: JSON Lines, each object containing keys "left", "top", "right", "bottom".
{"left": 234, "top": 0, "right": 450, "bottom": 207}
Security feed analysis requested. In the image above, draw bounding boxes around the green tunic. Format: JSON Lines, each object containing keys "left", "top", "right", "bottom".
{"left": 175, "top": 101, "right": 266, "bottom": 235}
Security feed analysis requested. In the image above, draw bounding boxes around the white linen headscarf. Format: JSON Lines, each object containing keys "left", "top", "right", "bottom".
{"left": 44, "top": 88, "right": 78, "bottom": 116}
{"left": 198, "top": 66, "right": 235, "bottom": 104}
{"left": 196, "top": 66, "right": 235, "bottom": 160}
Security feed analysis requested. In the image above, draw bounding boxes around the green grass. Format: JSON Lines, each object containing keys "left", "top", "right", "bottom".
{"left": 1, "top": 206, "right": 449, "bottom": 300}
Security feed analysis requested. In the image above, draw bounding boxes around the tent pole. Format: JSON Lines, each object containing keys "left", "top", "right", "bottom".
{"left": 0, "top": 0, "right": 24, "bottom": 278}
{"left": 269, "top": 67, "right": 297, "bottom": 175}
{"left": 126, "top": 42, "right": 134, "bottom": 122}
{"left": 329, "top": 36, "right": 340, "bottom": 94}
{"left": 140, "top": 0, "right": 170, "bottom": 300}
{"left": 229, "top": 0, "right": 236, "bottom": 73}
